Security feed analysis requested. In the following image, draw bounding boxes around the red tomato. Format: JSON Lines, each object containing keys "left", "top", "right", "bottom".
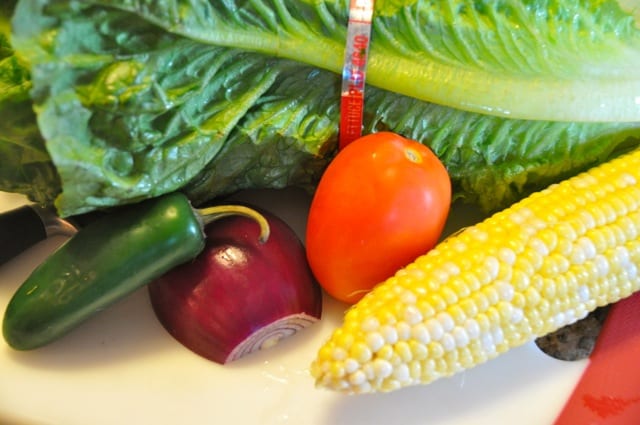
{"left": 305, "top": 132, "right": 451, "bottom": 304}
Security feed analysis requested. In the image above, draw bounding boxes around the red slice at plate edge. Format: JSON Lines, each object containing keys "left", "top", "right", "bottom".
{"left": 553, "top": 291, "right": 640, "bottom": 424}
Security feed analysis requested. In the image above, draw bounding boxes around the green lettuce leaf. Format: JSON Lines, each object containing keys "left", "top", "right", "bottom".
{"left": 0, "top": 0, "right": 60, "bottom": 205}
{"left": 94, "top": 0, "right": 640, "bottom": 122}
{"left": 6, "top": 0, "right": 640, "bottom": 216}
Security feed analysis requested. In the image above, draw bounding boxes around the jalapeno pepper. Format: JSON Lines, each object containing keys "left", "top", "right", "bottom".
{"left": 2, "top": 192, "right": 269, "bottom": 350}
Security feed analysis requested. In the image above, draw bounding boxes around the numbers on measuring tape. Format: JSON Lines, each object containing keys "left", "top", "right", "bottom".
{"left": 343, "top": 34, "right": 368, "bottom": 90}
{"left": 339, "top": 0, "right": 375, "bottom": 149}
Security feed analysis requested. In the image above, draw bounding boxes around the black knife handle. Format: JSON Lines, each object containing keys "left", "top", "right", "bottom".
{"left": 0, "top": 205, "right": 48, "bottom": 265}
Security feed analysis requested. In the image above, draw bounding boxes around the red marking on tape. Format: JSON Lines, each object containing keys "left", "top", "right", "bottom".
{"left": 338, "top": 0, "right": 374, "bottom": 150}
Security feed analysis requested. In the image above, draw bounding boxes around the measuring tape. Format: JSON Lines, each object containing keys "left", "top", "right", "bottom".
{"left": 339, "top": 0, "right": 374, "bottom": 150}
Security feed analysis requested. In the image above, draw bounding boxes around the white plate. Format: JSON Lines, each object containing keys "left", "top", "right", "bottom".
{"left": 0, "top": 189, "right": 585, "bottom": 425}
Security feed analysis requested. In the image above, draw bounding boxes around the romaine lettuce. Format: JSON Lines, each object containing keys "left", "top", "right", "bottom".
{"left": 4, "top": 0, "right": 640, "bottom": 216}
{"left": 90, "top": 0, "right": 640, "bottom": 122}
{"left": 0, "top": 0, "right": 60, "bottom": 205}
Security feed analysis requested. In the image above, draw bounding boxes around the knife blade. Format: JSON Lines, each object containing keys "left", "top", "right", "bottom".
{"left": 0, "top": 204, "right": 79, "bottom": 265}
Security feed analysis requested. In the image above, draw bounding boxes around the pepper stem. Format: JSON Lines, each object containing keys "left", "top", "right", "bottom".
{"left": 197, "top": 205, "right": 270, "bottom": 243}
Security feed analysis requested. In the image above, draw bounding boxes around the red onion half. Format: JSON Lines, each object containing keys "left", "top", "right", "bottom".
{"left": 148, "top": 207, "right": 322, "bottom": 364}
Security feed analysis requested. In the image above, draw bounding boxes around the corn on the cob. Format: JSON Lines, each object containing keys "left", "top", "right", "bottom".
{"left": 311, "top": 147, "right": 640, "bottom": 394}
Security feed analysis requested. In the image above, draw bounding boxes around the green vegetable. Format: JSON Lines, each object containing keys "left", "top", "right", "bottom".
{"left": 0, "top": 0, "right": 60, "bottom": 205}
{"left": 2, "top": 0, "right": 640, "bottom": 215}
{"left": 19, "top": 0, "right": 640, "bottom": 122}
{"left": 2, "top": 192, "right": 269, "bottom": 350}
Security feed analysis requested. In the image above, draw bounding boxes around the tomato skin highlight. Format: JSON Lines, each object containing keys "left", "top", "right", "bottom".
{"left": 305, "top": 132, "right": 451, "bottom": 304}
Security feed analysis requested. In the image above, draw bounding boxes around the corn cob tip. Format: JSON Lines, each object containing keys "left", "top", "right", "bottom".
{"left": 311, "top": 148, "right": 640, "bottom": 394}
{"left": 310, "top": 270, "right": 517, "bottom": 394}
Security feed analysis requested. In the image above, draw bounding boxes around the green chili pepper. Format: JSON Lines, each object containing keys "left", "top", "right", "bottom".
{"left": 2, "top": 192, "right": 269, "bottom": 350}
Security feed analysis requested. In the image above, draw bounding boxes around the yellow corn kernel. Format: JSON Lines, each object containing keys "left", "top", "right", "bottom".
{"left": 311, "top": 148, "right": 640, "bottom": 394}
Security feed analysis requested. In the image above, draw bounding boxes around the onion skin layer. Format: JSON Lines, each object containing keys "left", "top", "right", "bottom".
{"left": 148, "top": 207, "right": 322, "bottom": 364}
